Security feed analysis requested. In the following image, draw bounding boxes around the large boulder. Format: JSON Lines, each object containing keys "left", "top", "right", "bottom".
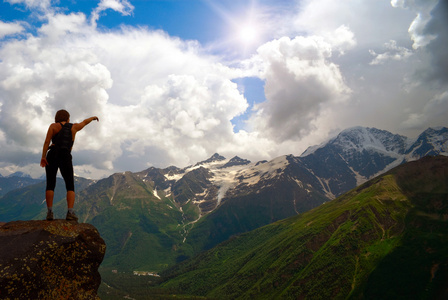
{"left": 0, "top": 220, "right": 106, "bottom": 299}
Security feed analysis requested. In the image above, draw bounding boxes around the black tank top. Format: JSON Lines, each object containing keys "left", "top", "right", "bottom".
{"left": 52, "top": 122, "right": 73, "bottom": 151}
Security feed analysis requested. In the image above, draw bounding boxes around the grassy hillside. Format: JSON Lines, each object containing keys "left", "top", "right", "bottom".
{"left": 160, "top": 156, "right": 448, "bottom": 299}
{"left": 74, "top": 171, "right": 201, "bottom": 272}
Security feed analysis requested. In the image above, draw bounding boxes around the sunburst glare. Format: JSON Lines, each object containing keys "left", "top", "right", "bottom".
{"left": 238, "top": 23, "right": 258, "bottom": 45}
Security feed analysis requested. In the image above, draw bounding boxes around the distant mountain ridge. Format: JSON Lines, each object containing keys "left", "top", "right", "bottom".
{"left": 305, "top": 126, "right": 448, "bottom": 159}
{"left": 0, "top": 176, "right": 43, "bottom": 197}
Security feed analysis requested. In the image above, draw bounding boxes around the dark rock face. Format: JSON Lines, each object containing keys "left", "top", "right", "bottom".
{"left": 0, "top": 220, "right": 106, "bottom": 299}
{"left": 194, "top": 153, "right": 226, "bottom": 166}
{"left": 219, "top": 156, "right": 251, "bottom": 169}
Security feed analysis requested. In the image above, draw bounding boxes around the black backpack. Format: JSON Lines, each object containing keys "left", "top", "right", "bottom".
{"left": 52, "top": 123, "right": 73, "bottom": 151}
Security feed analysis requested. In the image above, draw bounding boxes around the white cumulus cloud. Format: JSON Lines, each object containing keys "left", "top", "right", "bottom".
{"left": 0, "top": 21, "right": 25, "bottom": 38}
{"left": 245, "top": 33, "right": 352, "bottom": 142}
{"left": 91, "top": 0, "right": 134, "bottom": 26}
{"left": 0, "top": 7, "right": 249, "bottom": 178}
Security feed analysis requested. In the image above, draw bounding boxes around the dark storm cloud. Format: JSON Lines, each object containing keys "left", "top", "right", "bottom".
{"left": 422, "top": 0, "right": 448, "bottom": 86}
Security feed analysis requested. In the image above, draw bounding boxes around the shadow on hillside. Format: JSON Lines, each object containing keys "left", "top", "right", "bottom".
{"left": 361, "top": 156, "right": 448, "bottom": 299}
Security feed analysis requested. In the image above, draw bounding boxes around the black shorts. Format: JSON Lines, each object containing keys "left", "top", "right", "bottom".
{"left": 45, "top": 147, "right": 75, "bottom": 192}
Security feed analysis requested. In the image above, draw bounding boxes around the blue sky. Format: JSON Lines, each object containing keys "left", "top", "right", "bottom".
{"left": 0, "top": 0, "right": 447, "bottom": 178}
{"left": 69, "top": 1, "right": 222, "bottom": 42}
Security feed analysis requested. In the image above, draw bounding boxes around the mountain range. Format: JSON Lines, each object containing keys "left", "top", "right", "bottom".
{"left": 0, "top": 126, "right": 447, "bottom": 278}
{"left": 159, "top": 155, "right": 448, "bottom": 299}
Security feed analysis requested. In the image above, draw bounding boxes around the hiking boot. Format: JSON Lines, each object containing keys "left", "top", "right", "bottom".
{"left": 66, "top": 211, "right": 78, "bottom": 222}
{"left": 46, "top": 211, "right": 54, "bottom": 221}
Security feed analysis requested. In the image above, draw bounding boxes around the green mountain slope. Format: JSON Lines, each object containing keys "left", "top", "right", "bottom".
{"left": 160, "top": 156, "right": 448, "bottom": 299}
{"left": 73, "top": 171, "right": 200, "bottom": 271}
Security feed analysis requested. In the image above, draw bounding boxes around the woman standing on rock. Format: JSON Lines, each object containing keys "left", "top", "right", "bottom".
{"left": 40, "top": 109, "right": 99, "bottom": 221}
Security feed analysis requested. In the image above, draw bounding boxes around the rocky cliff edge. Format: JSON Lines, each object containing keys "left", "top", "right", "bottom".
{"left": 0, "top": 220, "right": 106, "bottom": 299}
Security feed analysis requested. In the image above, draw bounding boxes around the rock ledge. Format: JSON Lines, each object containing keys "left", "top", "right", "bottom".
{"left": 0, "top": 220, "right": 106, "bottom": 299}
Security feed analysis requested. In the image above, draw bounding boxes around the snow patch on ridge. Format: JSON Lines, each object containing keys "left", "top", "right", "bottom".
{"left": 236, "top": 155, "right": 289, "bottom": 186}
{"left": 164, "top": 173, "right": 184, "bottom": 181}
{"left": 207, "top": 156, "right": 290, "bottom": 205}
{"left": 210, "top": 165, "right": 247, "bottom": 205}
{"left": 153, "top": 188, "right": 161, "bottom": 200}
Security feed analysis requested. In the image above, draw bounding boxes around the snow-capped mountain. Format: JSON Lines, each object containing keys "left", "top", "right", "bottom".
{"left": 406, "top": 127, "right": 448, "bottom": 158}
{"left": 126, "top": 126, "right": 446, "bottom": 254}
{"left": 136, "top": 126, "right": 448, "bottom": 220}
{"left": 300, "top": 126, "right": 448, "bottom": 197}
{"left": 137, "top": 154, "right": 328, "bottom": 219}
{"left": 132, "top": 153, "right": 330, "bottom": 253}
{"left": 302, "top": 126, "right": 409, "bottom": 157}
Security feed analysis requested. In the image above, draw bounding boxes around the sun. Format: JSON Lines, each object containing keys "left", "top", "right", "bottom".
{"left": 238, "top": 23, "right": 258, "bottom": 45}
